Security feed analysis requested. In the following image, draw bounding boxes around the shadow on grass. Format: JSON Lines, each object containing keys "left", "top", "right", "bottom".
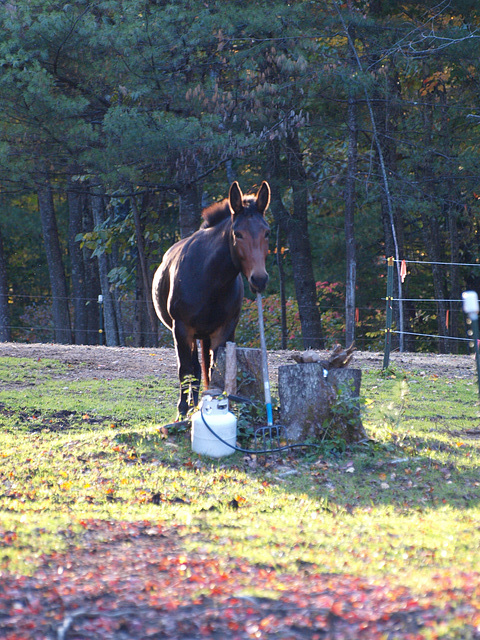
{"left": 106, "top": 423, "right": 480, "bottom": 515}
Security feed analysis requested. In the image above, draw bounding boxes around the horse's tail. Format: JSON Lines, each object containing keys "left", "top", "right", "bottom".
{"left": 200, "top": 338, "right": 211, "bottom": 392}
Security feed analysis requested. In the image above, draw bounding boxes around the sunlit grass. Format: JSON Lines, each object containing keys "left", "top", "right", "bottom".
{"left": 1, "top": 354, "right": 480, "bottom": 613}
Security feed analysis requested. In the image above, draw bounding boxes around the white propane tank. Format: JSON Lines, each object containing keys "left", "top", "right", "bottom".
{"left": 191, "top": 393, "right": 237, "bottom": 457}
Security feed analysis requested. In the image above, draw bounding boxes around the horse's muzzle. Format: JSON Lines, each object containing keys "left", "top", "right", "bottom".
{"left": 249, "top": 273, "right": 269, "bottom": 293}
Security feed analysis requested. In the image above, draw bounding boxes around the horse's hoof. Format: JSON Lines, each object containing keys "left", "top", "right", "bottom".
{"left": 162, "top": 418, "right": 190, "bottom": 430}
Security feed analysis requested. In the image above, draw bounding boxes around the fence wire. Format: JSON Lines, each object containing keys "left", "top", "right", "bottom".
{"left": 382, "top": 256, "right": 479, "bottom": 368}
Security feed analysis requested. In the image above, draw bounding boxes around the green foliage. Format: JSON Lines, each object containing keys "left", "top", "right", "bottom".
{"left": 233, "top": 397, "right": 266, "bottom": 444}
{"left": 1, "top": 0, "right": 480, "bottom": 349}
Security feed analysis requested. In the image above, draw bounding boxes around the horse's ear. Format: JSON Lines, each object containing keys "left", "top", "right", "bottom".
{"left": 229, "top": 181, "right": 244, "bottom": 216}
{"left": 256, "top": 181, "right": 271, "bottom": 215}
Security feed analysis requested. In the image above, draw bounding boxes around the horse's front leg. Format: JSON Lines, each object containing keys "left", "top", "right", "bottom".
{"left": 173, "top": 322, "right": 197, "bottom": 419}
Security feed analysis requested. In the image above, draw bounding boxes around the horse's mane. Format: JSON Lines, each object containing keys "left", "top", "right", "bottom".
{"left": 200, "top": 199, "right": 231, "bottom": 228}
{"left": 200, "top": 194, "right": 258, "bottom": 229}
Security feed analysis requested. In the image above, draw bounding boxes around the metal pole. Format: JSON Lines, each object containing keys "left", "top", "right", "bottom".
{"left": 98, "top": 294, "right": 104, "bottom": 346}
{"left": 383, "top": 257, "right": 394, "bottom": 369}
{"left": 256, "top": 293, "right": 274, "bottom": 426}
{"left": 472, "top": 318, "right": 480, "bottom": 397}
{"left": 462, "top": 291, "right": 480, "bottom": 397}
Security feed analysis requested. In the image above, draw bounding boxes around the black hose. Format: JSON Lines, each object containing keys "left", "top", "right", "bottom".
{"left": 199, "top": 407, "right": 322, "bottom": 455}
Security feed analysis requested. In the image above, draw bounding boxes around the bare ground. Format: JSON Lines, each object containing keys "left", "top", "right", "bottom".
{"left": 0, "top": 341, "right": 475, "bottom": 381}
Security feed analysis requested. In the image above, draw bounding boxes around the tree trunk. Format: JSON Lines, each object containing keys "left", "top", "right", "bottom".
{"left": 266, "top": 148, "right": 291, "bottom": 345}
{"left": 286, "top": 130, "right": 325, "bottom": 349}
{"left": 420, "top": 96, "right": 448, "bottom": 353}
{"left": 266, "top": 138, "right": 325, "bottom": 349}
{"left": 276, "top": 224, "right": 288, "bottom": 349}
{"left": 178, "top": 179, "right": 201, "bottom": 239}
{"left": 90, "top": 184, "right": 119, "bottom": 346}
{"left": 369, "top": 67, "right": 410, "bottom": 351}
{"left": 419, "top": 209, "right": 448, "bottom": 353}
{"left": 0, "top": 225, "right": 10, "bottom": 342}
{"left": 110, "top": 243, "right": 125, "bottom": 346}
{"left": 131, "top": 194, "right": 158, "bottom": 344}
{"left": 81, "top": 200, "right": 101, "bottom": 345}
{"left": 67, "top": 177, "right": 88, "bottom": 344}
{"left": 36, "top": 174, "right": 72, "bottom": 344}
{"left": 441, "top": 89, "right": 460, "bottom": 354}
{"left": 448, "top": 207, "right": 461, "bottom": 354}
{"left": 133, "top": 254, "right": 150, "bottom": 347}
{"left": 345, "top": 94, "right": 358, "bottom": 347}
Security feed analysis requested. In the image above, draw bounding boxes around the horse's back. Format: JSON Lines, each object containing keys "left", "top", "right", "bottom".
{"left": 152, "top": 231, "right": 216, "bottom": 327}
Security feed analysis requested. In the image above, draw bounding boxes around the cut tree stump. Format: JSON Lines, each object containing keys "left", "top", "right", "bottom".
{"left": 211, "top": 346, "right": 263, "bottom": 402}
{"left": 278, "top": 364, "right": 366, "bottom": 444}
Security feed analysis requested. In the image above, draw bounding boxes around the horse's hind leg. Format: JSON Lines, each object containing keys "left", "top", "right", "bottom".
{"left": 200, "top": 337, "right": 212, "bottom": 391}
{"left": 173, "top": 322, "right": 196, "bottom": 419}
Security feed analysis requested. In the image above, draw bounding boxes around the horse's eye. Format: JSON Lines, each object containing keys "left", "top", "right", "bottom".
{"left": 234, "top": 231, "right": 243, "bottom": 240}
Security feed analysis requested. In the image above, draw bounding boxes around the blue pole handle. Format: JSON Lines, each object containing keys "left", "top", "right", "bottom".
{"left": 257, "top": 293, "right": 274, "bottom": 427}
{"left": 266, "top": 402, "right": 273, "bottom": 425}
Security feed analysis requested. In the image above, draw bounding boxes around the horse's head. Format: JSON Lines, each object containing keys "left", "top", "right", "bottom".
{"left": 229, "top": 181, "right": 271, "bottom": 293}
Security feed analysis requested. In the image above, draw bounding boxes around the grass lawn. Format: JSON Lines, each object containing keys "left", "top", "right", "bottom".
{"left": 1, "top": 353, "right": 480, "bottom": 638}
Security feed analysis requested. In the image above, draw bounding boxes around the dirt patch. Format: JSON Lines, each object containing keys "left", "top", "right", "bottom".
{"left": 0, "top": 342, "right": 476, "bottom": 381}
{"left": 0, "top": 342, "right": 179, "bottom": 382}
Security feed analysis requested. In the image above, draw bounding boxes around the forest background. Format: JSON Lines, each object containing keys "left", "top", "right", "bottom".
{"left": 1, "top": 0, "right": 480, "bottom": 355}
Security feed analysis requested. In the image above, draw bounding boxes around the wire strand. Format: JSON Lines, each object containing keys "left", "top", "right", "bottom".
{"left": 388, "top": 298, "right": 463, "bottom": 303}
{"left": 390, "top": 330, "right": 471, "bottom": 342}
{"left": 390, "top": 258, "right": 480, "bottom": 267}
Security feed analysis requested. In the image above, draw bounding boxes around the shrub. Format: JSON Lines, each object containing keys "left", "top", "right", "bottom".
{"left": 235, "top": 281, "right": 345, "bottom": 349}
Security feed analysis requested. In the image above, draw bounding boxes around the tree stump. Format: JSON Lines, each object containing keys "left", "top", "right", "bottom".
{"left": 278, "top": 364, "right": 366, "bottom": 444}
{"left": 211, "top": 346, "right": 264, "bottom": 402}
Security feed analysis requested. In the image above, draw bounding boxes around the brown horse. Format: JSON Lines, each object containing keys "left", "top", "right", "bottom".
{"left": 152, "top": 181, "right": 271, "bottom": 418}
